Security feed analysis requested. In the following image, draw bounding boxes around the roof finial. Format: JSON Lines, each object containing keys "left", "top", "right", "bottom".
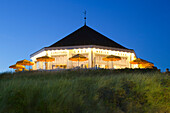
{"left": 84, "top": 10, "right": 86, "bottom": 25}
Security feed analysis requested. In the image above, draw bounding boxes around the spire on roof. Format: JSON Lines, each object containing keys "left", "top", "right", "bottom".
{"left": 84, "top": 10, "right": 86, "bottom": 25}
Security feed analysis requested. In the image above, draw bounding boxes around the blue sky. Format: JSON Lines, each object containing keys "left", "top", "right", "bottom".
{"left": 0, "top": 0, "right": 169, "bottom": 72}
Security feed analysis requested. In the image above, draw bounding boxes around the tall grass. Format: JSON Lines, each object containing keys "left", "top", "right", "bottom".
{"left": 0, "top": 70, "right": 169, "bottom": 113}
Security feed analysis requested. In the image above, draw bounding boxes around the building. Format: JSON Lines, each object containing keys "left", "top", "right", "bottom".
{"left": 30, "top": 25, "right": 138, "bottom": 70}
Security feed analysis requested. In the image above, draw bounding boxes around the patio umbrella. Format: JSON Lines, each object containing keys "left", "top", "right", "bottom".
{"left": 141, "top": 62, "right": 154, "bottom": 68}
{"left": 102, "top": 55, "right": 121, "bottom": 69}
{"left": 69, "top": 54, "right": 88, "bottom": 67}
{"left": 16, "top": 59, "right": 34, "bottom": 70}
{"left": 16, "top": 59, "right": 34, "bottom": 65}
{"left": 130, "top": 58, "right": 152, "bottom": 68}
{"left": 15, "top": 69, "right": 29, "bottom": 72}
{"left": 36, "top": 56, "right": 55, "bottom": 70}
{"left": 9, "top": 64, "right": 25, "bottom": 71}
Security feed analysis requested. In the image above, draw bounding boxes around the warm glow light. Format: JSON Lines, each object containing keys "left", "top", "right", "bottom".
{"left": 30, "top": 47, "right": 137, "bottom": 70}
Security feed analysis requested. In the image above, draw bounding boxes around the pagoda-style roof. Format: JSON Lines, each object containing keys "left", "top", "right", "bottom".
{"left": 49, "top": 25, "right": 128, "bottom": 49}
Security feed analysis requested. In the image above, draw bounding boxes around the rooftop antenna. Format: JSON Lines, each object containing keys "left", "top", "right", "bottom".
{"left": 84, "top": 10, "right": 86, "bottom": 25}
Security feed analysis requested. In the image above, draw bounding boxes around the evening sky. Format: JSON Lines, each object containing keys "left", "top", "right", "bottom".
{"left": 0, "top": 0, "right": 169, "bottom": 72}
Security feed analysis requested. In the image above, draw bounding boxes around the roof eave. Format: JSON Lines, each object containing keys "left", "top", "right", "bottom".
{"left": 30, "top": 48, "right": 45, "bottom": 58}
{"left": 46, "top": 45, "right": 135, "bottom": 53}
{"left": 30, "top": 45, "right": 136, "bottom": 58}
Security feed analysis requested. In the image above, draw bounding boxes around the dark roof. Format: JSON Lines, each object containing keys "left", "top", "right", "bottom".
{"left": 49, "top": 25, "right": 128, "bottom": 49}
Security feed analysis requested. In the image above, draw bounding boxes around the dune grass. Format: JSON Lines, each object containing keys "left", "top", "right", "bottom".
{"left": 0, "top": 70, "right": 169, "bottom": 113}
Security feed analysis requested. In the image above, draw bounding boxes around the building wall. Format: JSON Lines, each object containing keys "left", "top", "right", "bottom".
{"left": 93, "top": 48, "right": 132, "bottom": 69}
{"left": 30, "top": 48, "right": 137, "bottom": 70}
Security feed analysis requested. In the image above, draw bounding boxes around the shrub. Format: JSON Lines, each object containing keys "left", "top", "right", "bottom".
{"left": 0, "top": 70, "right": 169, "bottom": 113}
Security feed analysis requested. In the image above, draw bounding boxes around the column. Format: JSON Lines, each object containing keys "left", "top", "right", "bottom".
{"left": 67, "top": 50, "right": 73, "bottom": 69}
{"left": 88, "top": 49, "right": 91, "bottom": 68}
{"left": 129, "top": 54, "right": 132, "bottom": 68}
{"left": 91, "top": 49, "right": 94, "bottom": 68}
{"left": 88, "top": 49, "right": 94, "bottom": 68}
{"left": 39, "top": 62, "right": 43, "bottom": 69}
{"left": 32, "top": 61, "right": 37, "bottom": 70}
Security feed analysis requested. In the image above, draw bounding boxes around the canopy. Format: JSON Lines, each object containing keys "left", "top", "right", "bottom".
{"left": 130, "top": 58, "right": 151, "bottom": 64}
{"left": 36, "top": 56, "right": 55, "bottom": 62}
{"left": 102, "top": 55, "right": 121, "bottom": 69}
{"left": 142, "top": 62, "right": 154, "bottom": 67}
{"left": 9, "top": 64, "right": 25, "bottom": 69}
{"left": 69, "top": 54, "right": 88, "bottom": 61}
{"left": 130, "top": 58, "right": 154, "bottom": 68}
{"left": 140, "top": 62, "right": 154, "bottom": 68}
{"left": 16, "top": 59, "right": 34, "bottom": 66}
{"left": 36, "top": 56, "right": 55, "bottom": 70}
{"left": 69, "top": 54, "right": 88, "bottom": 67}
{"left": 102, "top": 55, "right": 121, "bottom": 61}
{"left": 15, "top": 69, "right": 29, "bottom": 72}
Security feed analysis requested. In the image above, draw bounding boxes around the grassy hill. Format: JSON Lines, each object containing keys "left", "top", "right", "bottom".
{"left": 0, "top": 70, "right": 169, "bottom": 113}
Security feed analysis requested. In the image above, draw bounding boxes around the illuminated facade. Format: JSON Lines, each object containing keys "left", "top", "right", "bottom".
{"left": 30, "top": 25, "right": 137, "bottom": 70}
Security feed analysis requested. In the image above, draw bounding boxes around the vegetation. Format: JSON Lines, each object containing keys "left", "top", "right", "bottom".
{"left": 0, "top": 69, "right": 169, "bottom": 113}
